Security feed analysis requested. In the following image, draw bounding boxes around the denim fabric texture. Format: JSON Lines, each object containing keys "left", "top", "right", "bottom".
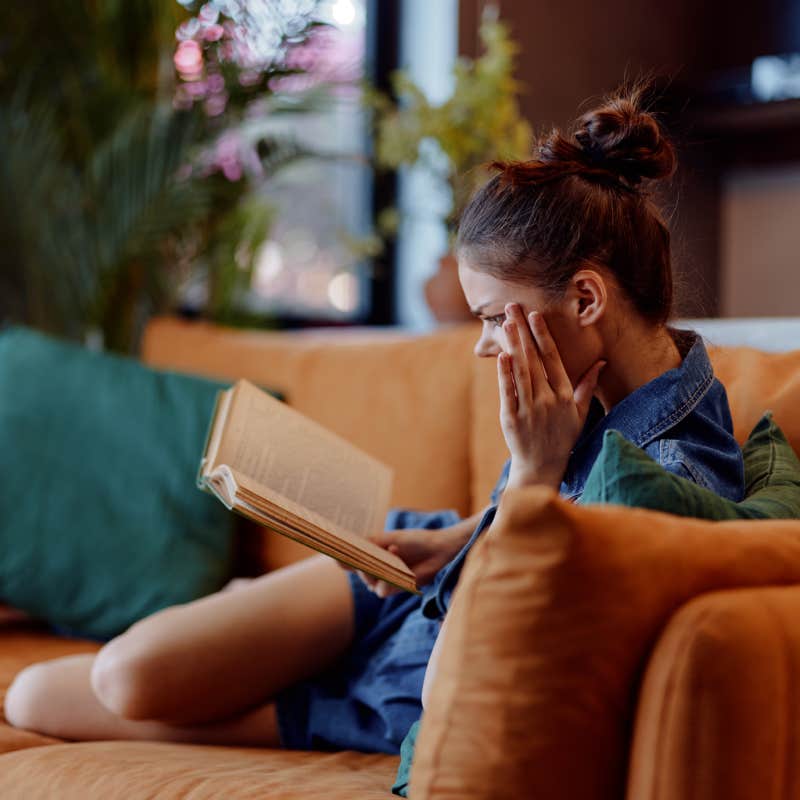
{"left": 275, "top": 329, "right": 745, "bottom": 753}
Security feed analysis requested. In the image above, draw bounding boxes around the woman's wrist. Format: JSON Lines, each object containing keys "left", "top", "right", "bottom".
{"left": 506, "top": 461, "right": 563, "bottom": 492}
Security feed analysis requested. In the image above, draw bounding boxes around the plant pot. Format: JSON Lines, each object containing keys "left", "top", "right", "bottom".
{"left": 424, "top": 252, "right": 474, "bottom": 324}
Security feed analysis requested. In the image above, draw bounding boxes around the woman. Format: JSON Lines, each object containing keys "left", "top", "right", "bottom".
{"left": 4, "top": 85, "right": 743, "bottom": 755}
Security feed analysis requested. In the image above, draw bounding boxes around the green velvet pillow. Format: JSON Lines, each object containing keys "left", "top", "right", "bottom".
{"left": 580, "top": 413, "right": 800, "bottom": 519}
{"left": 0, "top": 326, "right": 264, "bottom": 639}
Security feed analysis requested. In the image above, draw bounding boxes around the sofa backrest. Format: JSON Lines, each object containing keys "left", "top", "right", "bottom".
{"left": 142, "top": 317, "right": 479, "bottom": 568}
{"left": 143, "top": 317, "right": 800, "bottom": 570}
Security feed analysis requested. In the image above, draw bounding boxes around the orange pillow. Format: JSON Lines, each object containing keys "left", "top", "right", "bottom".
{"left": 411, "top": 487, "right": 800, "bottom": 799}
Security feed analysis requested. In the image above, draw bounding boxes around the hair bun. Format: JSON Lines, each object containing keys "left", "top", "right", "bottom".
{"left": 573, "top": 85, "right": 676, "bottom": 186}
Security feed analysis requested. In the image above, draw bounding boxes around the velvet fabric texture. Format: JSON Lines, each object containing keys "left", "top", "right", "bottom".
{"left": 628, "top": 584, "right": 800, "bottom": 799}
{"left": 410, "top": 487, "right": 800, "bottom": 799}
{"left": 581, "top": 413, "right": 800, "bottom": 519}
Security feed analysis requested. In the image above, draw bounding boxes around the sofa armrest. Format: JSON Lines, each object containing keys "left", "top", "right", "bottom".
{"left": 629, "top": 583, "right": 800, "bottom": 800}
{"left": 411, "top": 488, "right": 800, "bottom": 800}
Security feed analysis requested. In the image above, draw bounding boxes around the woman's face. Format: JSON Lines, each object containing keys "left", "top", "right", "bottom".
{"left": 458, "top": 259, "right": 597, "bottom": 387}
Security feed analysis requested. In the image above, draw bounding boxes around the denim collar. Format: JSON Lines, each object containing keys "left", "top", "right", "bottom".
{"left": 561, "top": 329, "right": 713, "bottom": 497}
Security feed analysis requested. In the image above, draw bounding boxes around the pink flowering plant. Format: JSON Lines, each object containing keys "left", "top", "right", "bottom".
{"left": 0, "top": 0, "right": 329, "bottom": 352}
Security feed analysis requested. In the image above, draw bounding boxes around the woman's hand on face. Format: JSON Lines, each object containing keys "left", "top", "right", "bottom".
{"left": 352, "top": 527, "right": 466, "bottom": 598}
{"left": 498, "top": 303, "right": 606, "bottom": 491}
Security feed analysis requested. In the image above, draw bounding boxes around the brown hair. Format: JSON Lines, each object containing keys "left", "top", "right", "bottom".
{"left": 456, "top": 83, "right": 677, "bottom": 324}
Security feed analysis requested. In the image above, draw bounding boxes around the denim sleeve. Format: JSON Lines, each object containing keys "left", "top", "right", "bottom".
{"left": 649, "top": 437, "right": 745, "bottom": 502}
{"left": 384, "top": 508, "right": 462, "bottom": 531}
{"left": 489, "top": 458, "right": 512, "bottom": 505}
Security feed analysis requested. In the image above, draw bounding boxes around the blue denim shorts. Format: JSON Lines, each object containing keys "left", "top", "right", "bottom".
{"left": 273, "top": 508, "right": 462, "bottom": 754}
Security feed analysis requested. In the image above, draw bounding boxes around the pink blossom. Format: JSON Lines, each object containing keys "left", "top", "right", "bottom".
{"left": 205, "top": 92, "right": 229, "bottom": 117}
{"left": 221, "top": 161, "right": 243, "bottom": 181}
{"left": 204, "top": 24, "right": 225, "bottom": 42}
{"left": 207, "top": 73, "right": 225, "bottom": 93}
{"left": 176, "top": 18, "right": 201, "bottom": 42}
{"left": 198, "top": 4, "right": 219, "bottom": 24}
{"left": 185, "top": 80, "right": 208, "bottom": 97}
{"left": 174, "top": 40, "right": 203, "bottom": 77}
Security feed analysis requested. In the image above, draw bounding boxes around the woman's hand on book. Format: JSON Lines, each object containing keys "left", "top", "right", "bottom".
{"left": 355, "top": 526, "right": 470, "bottom": 598}
{"left": 499, "top": 304, "right": 606, "bottom": 491}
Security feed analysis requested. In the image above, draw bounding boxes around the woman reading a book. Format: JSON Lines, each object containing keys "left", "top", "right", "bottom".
{"left": 5, "top": 85, "right": 744, "bottom": 760}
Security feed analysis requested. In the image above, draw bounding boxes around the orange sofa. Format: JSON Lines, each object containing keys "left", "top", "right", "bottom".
{"left": 0, "top": 317, "right": 798, "bottom": 799}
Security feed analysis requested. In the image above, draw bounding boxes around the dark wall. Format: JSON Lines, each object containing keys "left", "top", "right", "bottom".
{"left": 457, "top": 0, "right": 729, "bottom": 317}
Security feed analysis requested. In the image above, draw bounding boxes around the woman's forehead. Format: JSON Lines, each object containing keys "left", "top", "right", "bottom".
{"left": 458, "top": 261, "right": 543, "bottom": 310}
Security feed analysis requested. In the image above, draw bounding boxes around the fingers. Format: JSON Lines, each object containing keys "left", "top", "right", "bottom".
{"left": 528, "top": 311, "right": 572, "bottom": 399}
{"left": 502, "top": 305, "right": 539, "bottom": 410}
{"left": 573, "top": 359, "right": 607, "bottom": 421}
{"left": 498, "top": 351, "right": 518, "bottom": 418}
{"left": 368, "top": 531, "right": 397, "bottom": 548}
{"left": 355, "top": 570, "right": 376, "bottom": 590}
{"left": 356, "top": 569, "right": 399, "bottom": 598}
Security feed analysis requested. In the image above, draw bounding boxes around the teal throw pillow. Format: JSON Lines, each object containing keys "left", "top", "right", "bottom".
{"left": 392, "top": 718, "right": 420, "bottom": 797}
{"left": 580, "top": 413, "right": 800, "bottom": 519}
{"left": 0, "top": 326, "right": 266, "bottom": 639}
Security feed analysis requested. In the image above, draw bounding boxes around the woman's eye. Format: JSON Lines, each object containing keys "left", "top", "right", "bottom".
{"left": 487, "top": 315, "right": 506, "bottom": 328}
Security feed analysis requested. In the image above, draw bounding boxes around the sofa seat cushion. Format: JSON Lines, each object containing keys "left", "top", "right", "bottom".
{"left": 0, "top": 624, "right": 101, "bottom": 755}
{"left": 0, "top": 740, "right": 399, "bottom": 799}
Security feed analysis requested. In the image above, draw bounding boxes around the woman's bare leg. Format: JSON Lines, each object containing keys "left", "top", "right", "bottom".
{"left": 5, "top": 653, "right": 281, "bottom": 746}
{"left": 5, "top": 554, "right": 355, "bottom": 740}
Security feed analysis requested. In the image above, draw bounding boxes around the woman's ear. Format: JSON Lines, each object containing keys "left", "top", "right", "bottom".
{"left": 569, "top": 268, "right": 607, "bottom": 327}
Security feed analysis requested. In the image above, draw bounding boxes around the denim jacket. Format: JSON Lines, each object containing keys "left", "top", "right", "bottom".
{"left": 422, "top": 330, "right": 745, "bottom": 620}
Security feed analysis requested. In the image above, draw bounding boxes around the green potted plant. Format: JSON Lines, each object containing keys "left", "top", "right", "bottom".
{"left": 0, "top": 0, "right": 324, "bottom": 352}
{"left": 368, "top": 11, "right": 532, "bottom": 322}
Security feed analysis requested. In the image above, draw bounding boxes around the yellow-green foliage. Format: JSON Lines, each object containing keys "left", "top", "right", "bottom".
{"left": 371, "top": 17, "right": 532, "bottom": 226}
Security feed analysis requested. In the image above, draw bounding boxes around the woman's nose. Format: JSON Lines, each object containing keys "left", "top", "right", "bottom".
{"left": 474, "top": 331, "right": 502, "bottom": 358}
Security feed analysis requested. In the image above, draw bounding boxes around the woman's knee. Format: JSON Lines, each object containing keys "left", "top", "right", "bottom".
{"left": 3, "top": 664, "right": 44, "bottom": 729}
{"left": 5, "top": 661, "right": 66, "bottom": 732}
{"left": 90, "top": 635, "right": 166, "bottom": 721}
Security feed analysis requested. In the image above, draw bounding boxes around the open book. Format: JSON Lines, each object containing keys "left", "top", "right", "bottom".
{"left": 197, "top": 379, "right": 418, "bottom": 594}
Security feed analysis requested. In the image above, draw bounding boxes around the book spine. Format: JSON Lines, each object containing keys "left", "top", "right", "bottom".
{"left": 196, "top": 389, "right": 225, "bottom": 492}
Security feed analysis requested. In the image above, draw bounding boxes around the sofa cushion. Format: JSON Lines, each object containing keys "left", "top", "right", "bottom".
{"left": 143, "top": 318, "right": 479, "bottom": 569}
{"left": 628, "top": 584, "right": 800, "bottom": 799}
{"left": 581, "top": 413, "right": 800, "bottom": 519}
{"left": 0, "top": 327, "right": 237, "bottom": 639}
{"left": 709, "top": 345, "right": 800, "bottom": 454}
{"left": 469, "top": 342, "right": 800, "bottom": 515}
{"left": 0, "top": 740, "right": 399, "bottom": 799}
{"left": 411, "top": 487, "right": 800, "bottom": 799}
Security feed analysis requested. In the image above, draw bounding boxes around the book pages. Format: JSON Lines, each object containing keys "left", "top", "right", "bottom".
{"left": 213, "top": 380, "right": 394, "bottom": 541}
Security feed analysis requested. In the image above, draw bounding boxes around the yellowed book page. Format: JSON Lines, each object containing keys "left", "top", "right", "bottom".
{"left": 234, "top": 477, "right": 411, "bottom": 574}
{"left": 226, "top": 493, "right": 417, "bottom": 594}
{"left": 225, "top": 491, "right": 417, "bottom": 592}
{"left": 214, "top": 380, "right": 393, "bottom": 540}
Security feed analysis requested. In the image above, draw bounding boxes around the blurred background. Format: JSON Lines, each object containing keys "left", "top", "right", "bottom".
{"left": 1, "top": 0, "right": 798, "bottom": 353}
